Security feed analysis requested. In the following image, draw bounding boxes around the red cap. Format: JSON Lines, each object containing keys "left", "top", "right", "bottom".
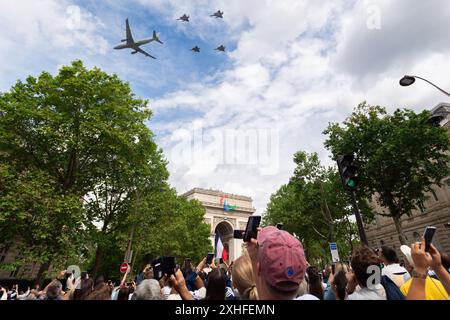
{"left": 257, "top": 226, "right": 306, "bottom": 292}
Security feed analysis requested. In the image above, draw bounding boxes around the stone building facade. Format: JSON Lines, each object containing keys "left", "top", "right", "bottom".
{"left": 365, "top": 103, "right": 450, "bottom": 254}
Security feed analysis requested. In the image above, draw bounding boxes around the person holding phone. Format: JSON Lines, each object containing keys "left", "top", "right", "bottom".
{"left": 245, "top": 225, "right": 315, "bottom": 300}
{"left": 403, "top": 239, "right": 450, "bottom": 300}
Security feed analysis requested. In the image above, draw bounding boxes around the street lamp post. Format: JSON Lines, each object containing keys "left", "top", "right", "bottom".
{"left": 399, "top": 75, "right": 450, "bottom": 97}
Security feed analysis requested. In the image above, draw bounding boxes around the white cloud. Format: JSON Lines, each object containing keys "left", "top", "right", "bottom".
{"left": 148, "top": 0, "right": 450, "bottom": 213}
{"left": 0, "top": 0, "right": 109, "bottom": 89}
{"left": 2, "top": 0, "right": 449, "bottom": 214}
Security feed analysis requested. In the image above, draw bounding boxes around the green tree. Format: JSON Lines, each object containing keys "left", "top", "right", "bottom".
{"left": 264, "top": 151, "right": 366, "bottom": 263}
{"left": 0, "top": 61, "right": 169, "bottom": 282}
{"left": 131, "top": 190, "right": 213, "bottom": 266}
{"left": 0, "top": 163, "right": 85, "bottom": 281}
{"left": 324, "top": 102, "right": 450, "bottom": 245}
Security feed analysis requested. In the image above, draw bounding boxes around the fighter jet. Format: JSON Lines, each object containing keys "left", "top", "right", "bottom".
{"left": 114, "top": 18, "right": 157, "bottom": 59}
{"left": 215, "top": 45, "right": 226, "bottom": 52}
{"left": 149, "top": 31, "right": 163, "bottom": 44}
{"left": 177, "top": 14, "right": 190, "bottom": 22}
{"left": 191, "top": 46, "right": 200, "bottom": 53}
{"left": 211, "top": 10, "right": 224, "bottom": 18}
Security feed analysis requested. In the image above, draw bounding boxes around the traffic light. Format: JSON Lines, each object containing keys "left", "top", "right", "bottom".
{"left": 337, "top": 154, "right": 359, "bottom": 191}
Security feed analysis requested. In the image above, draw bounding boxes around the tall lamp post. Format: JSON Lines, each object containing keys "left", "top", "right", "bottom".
{"left": 399, "top": 75, "right": 450, "bottom": 97}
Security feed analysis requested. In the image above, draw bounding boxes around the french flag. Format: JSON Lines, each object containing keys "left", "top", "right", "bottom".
{"left": 215, "top": 233, "right": 228, "bottom": 262}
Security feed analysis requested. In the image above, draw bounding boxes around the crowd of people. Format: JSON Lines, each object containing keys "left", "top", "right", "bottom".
{"left": 1, "top": 226, "right": 449, "bottom": 301}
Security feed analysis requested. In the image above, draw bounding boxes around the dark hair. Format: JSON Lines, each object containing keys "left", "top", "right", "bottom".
{"left": 441, "top": 252, "right": 450, "bottom": 272}
{"left": 205, "top": 269, "right": 226, "bottom": 300}
{"left": 182, "top": 259, "right": 194, "bottom": 278}
{"left": 77, "top": 278, "right": 94, "bottom": 300}
{"left": 117, "top": 287, "right": 130, "bottom": 301}
{"left": 381, "top": 246, "right": 398, "bottom": 264}
{"left": 46, "top": 280, "right": 62, "bottom": 300}
{"left": 351, "top": 245, "right": 380, "bottom": 288}
{"left": 306, "top": 266, "right": 323, "bottom": 300}
{"left": 94, "top": 276, "right": 105, "bottom": 289}
{"left": 333, "top": 271, "right": 347, "bottom": 300}
{"left": 86, "top": 283, "right": 111, "bottom": 300}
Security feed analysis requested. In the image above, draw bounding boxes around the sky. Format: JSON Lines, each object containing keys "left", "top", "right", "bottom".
{"left": 1, "top": 0, "right": 450, "bottom": 213}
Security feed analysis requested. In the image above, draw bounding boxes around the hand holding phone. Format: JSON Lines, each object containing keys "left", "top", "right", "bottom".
{"left": 243, "top": 216, "right": 261, "bottom": 242}
{"left": 206, "top": 253, "right": 214, "bottom": 265}
{"left": 423, "top": 226, "right": 436, "bottom": 252}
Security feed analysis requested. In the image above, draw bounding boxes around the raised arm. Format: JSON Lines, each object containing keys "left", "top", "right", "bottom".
{"left": 407, "top": 240, "right": 432, "bottom": 300}
{"left": 171, "top": 270, "right": 194, "bottom": 300}
{"left": 429, "top": 244, "right": 450, "bottom": 296}
{"left": 120, "top": 266, "right": 131, "bottom": 287}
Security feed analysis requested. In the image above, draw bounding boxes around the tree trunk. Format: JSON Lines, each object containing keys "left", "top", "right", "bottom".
{"left": 393, "top": 215, "right": 407, "bottom": 246}
{"left": 35, "top": 261, "right": 51, "bottom": 287}
{"left": 91, "top": 245, "right": 104, "bottom": 280}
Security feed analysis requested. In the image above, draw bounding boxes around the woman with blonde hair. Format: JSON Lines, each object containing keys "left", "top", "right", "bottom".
{"left": 231, "top": 255, "right": 258, "bottom": 300}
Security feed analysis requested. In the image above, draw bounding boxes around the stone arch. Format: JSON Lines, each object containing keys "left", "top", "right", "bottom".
{"left": 214, "top": 220, "right": 234, "bottom": 261}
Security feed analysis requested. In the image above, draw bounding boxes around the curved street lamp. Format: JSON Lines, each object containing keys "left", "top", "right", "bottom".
{"left": 399, "top": 75, "right": 450, "bottom": 97}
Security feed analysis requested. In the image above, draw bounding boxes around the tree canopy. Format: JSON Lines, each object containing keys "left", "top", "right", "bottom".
{"left": 0, "top": 61, "right": 211, "bottom": 282}
{"left": 264, "top": 151, "right": 368, "bottom": 264}
{"left": 324, "top": 102, "right": 450, "bottom": 244}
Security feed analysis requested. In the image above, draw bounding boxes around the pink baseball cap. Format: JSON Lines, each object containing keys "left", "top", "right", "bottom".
{"left": 257, "top": 226, "right": 307, "bottom": 292}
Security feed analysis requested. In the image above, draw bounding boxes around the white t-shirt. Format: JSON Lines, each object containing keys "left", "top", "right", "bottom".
{"left": 348, "top": 284, "right": 387, "bottom": 300}
{"left": 382, "top": 264, "right": 410, "bottom": 287}
{"left": 167, "top": 293, "right": 182, "bottom": 300}
{"left": 162, "top": 286, "right": 172, "bottom": 300}
{"left": 294, "top": 294, "right": 320, "bottom": 300}
{"left": 191, "top": 287, "right": 207, "bottom": 300}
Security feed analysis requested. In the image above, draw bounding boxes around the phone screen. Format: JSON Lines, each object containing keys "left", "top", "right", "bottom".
{"left": 163, "top": 256, "right": 176, "bottom": 277}
{"left": 423, "top": 226, "right": 436, "bottom": 252}
{"left": 206, "top": 253, "right": 214, "bottom": 265}
{"left": 331, "top": 264, "right": 336, "bottom": 275}
{"left": 152, "top": 258, "right": 164, "bottom": 280}
{"left": 243, "top": 216, "right": 261, "bottom": 242}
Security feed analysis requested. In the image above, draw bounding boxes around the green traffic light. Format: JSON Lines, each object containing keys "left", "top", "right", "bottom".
{"left": 347, "top": 179, "right": 356, "bottom": 188}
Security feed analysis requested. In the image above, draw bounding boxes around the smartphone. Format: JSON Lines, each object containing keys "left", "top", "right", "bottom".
{"left": 219, "top": 258, "right": 224, "bottom": 264}
{"left": 162, "top": 256, "right": 176, "bottom": 277}
{"left": 276, "top": 223, "right": 284, "bottom": 230}
{"left": 243, "top": 216, "right": 261, "bottom": 242}
{"left": 423, "top": 226, "right": 437, "bottom": 252}
{"left": 331, "top": 264, "right": 336, "bottom": 275}
{"left": 152, "top": 257, "right": 164, "bottom": 280}
{"left": 233, "top": 230, "right": 244, "bottom": 239}
{"left": 206, "top": 253, "right": 214, "bottom": 265}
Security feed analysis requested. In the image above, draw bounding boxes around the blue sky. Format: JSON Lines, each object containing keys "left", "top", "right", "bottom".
{"left": 1, "top": 0, "right": 449, "bottom": 212}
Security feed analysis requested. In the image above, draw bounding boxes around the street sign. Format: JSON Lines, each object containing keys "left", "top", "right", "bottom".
{"left": 120, "top": 262, "right": 129, "bottom": 274}
{"left": 329, "top": 242, "right": 340, "bottom": 263}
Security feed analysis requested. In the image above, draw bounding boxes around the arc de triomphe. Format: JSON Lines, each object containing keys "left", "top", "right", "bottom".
{"left": 182, "top": 188, "right": 256, "bottom": 261}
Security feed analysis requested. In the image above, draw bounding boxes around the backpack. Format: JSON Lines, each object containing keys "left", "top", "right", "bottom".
{"left": 380, "top": 275, "right": 406, "bottom": 300}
